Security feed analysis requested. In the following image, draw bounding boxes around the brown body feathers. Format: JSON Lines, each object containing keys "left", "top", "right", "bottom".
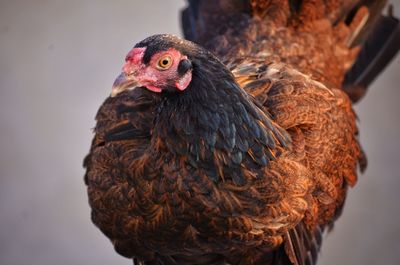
{"left": 84, "top": 1, "right": 400, "bottom": 264}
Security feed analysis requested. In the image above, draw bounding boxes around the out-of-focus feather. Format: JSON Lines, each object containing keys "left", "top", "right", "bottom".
{"left": 344, "top": 12, "right": 400, "bottom": 102}
{"left": 344, "top": 0, "right": 388, "bottom": 46}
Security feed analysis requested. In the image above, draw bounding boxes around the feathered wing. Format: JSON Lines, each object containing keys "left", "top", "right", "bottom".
{"left": 229, "top": 58, "right": 363, "bottom": 265}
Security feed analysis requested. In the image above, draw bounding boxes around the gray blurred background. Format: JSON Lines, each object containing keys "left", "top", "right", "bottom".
{"left": 0, "top": 1, "right": 399, "bottom": 265}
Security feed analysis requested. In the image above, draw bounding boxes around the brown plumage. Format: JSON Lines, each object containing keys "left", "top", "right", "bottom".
{"left": 84, "top": 1, "right": 400, "bottom": 264}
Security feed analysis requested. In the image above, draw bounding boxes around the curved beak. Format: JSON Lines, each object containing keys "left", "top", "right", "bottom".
{"left": 111, "top": 72, "right": 139, "bottom": 97}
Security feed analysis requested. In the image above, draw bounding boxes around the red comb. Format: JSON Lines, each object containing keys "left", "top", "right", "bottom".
{"left": 125, "top": 47, "right": 146, "bottom": 63}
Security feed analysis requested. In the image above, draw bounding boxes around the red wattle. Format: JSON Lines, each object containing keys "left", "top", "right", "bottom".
{"left": 146, "top": 85, "right": 162, "bottom": 93}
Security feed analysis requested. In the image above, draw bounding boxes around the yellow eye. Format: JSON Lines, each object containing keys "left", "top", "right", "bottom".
{"left": 156, "top": 55, "right": 173, "bottom": 70}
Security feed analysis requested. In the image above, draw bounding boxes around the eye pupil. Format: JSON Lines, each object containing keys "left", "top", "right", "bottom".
{"left": 162, "top": 59, "right": 169, "bottom": 65}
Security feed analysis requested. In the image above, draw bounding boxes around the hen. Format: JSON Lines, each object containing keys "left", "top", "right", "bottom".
{"left": 84, "top": 1, "right": 400, "bottom": 265}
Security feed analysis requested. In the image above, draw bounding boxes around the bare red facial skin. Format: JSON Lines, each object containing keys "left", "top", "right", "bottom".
{"left": 123, "top": 47, "right": 192, "bottom": 93}
{"left": 175, "top": 71, "right": 192, "bottom": 91}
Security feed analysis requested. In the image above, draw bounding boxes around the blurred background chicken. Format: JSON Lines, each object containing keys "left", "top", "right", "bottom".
{"left": 0, "top": 1, "right": 399, "bottom": 265}
{"left": 83, "top": 1, "right": 399, "bottom": 265}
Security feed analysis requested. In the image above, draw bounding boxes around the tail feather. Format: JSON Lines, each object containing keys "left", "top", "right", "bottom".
{"left": 181, "top": 0, "right": 251, "bottom": 43}
{"left": 344, "top": 9, "right": 400, "bottom": 102}
{"left": 181, "top": 0, "right": 400, "bottom": 103}
{"left": 337, "top": 0, "right": 388, "bottom": 46}
{"left": 180, "top": 0, "right": 200, "bottom": 42}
